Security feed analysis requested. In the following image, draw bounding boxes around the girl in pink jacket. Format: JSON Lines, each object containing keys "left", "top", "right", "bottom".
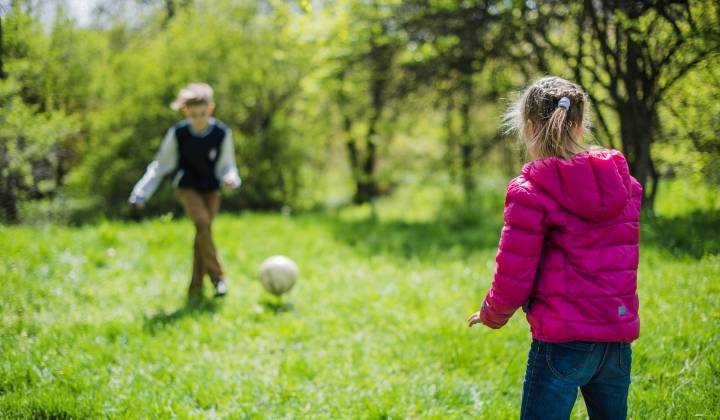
{"left": 467, "top": 76, "right": 642, "bottom": 420}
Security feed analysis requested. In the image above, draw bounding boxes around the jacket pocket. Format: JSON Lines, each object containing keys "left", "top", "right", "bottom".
{"left": 546, "top": 341, "right": 595, "bottom": 380}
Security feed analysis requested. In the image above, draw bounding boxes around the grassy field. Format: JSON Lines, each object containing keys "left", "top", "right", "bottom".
{"left": 1, "top": 182, "right": 719, "bottom": 418}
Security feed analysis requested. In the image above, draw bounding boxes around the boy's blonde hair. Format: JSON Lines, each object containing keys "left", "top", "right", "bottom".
{"left": 170, "top": 83, "right": 214, "bottom": 111}
{"left": 505, "top": 76, "right": 591, "bottom": 159}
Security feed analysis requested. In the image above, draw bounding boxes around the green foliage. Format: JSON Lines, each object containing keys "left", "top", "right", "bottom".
{"left": 500, "top": 0, "right": 720, "bottom": 205}
{"left": 0, "top": 5, "right": 95, "bottom": 223}
{"left": 66, "top": 1, "right": 324, "bottom": 215}
{"left": 656, "top": 57, "right": 720, "bottom": 186}
{"left": 396, "top": 1, "right": 526, "bottom": 194}
{"left": 0, "top": 181, "right": 718, "bottom": 417}
{"left": 0, "top": 0, "right": 718, "bottom": 221}
{"left": 0, "top": 1, "right": 718, "bottom": 416}
{"left": 0, "top": 79, "right": 81, "bottom": 223}
{"left": 319, "top": 0, "right": 410, "bottom": 203}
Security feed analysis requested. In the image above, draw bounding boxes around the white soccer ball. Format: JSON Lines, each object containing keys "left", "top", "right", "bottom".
{"left": 259, "top": 255, "right": 298, "bottom": 296}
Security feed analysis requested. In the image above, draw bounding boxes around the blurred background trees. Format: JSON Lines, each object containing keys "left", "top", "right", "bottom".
{"left": 0, "top": 0, "right": 718, "bottom": 223}
{"left": 0, "top": 3, "right": 86, "bottom": 223}
{"left": 511, "top": 0, "right": 720, "bottom": 205}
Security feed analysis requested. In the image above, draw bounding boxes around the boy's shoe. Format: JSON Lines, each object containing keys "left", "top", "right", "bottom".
{"left": 213, "top": 278, "right": 228, "bottom": 297}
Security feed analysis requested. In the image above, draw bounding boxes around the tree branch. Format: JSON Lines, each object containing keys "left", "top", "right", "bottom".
{"left": 586, "top": 91, "right": 616, "bottom": 149}
{"left": 657, "top": 50, "right": 713, "bottom": 101}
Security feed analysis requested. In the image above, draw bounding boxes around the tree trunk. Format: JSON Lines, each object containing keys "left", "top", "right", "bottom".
{"left": 350, "top": 118, "right": 379, "bottom": 205}
{"left": 342, "top": 110, "right": 373, "bottom": 205}
{"left": 618, "top": 100, "right": 655, "bottom": 208}
{"left": 0, "top": 18, "right": 17, "bottom": 223}
{"left": 612, "top": 31, "right": 658, "bottom": 208}
{"left": 351, "top": 39, "right": 388, "bottom": 206}
{"left": 648, "top": 158, "right": 660, "bottom": 211}
{"left": 165, "top": 0, "right": 176, "bottom": 22}
{"left": 163, "top": 1, "right": 193, "bottom": 24}
{"left": 0, "top": 16, "right": 5, "bottom": 80}
{"left": 345, "top": 137, "right": 363, "bottom": 204}
{"left": 0, "top": 183, "right": 19, "bottom": 225}
{"left": 443, "top": 99, "right": 458, "bottom": 181}
{"left": 459, "top": 77, "right": 475, "bottom": 198}
{"left": 633, "top": 131, "right": 652, "bottom": 208}
{"left": 358, "top": 124, "right": 379, "bottom": 204}
{"left": 0, "top": 142, "right": 19, "bottom": 224}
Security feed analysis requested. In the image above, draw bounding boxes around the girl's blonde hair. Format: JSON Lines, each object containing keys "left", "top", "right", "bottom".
{"left": 505, "top": 76, "right": 591, "bottom": 160}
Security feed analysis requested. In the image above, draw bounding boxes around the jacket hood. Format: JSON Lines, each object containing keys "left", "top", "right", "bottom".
{"left": 521, "top": 149, "right": 633, "bottom": 221}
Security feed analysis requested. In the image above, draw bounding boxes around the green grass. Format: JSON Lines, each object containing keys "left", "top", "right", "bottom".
{"left": 1, "top": 182, "right": 719, "bottom": 418}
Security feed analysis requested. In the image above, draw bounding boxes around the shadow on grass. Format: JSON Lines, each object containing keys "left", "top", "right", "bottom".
{"left": 324, "top": 203, "right": 505, "bottom": 260}
{"left": 328, "top": 204, "right": 719, "bottom": 260}
{"left": 641, "top": 210, "right": 720, "bottom": 258}
{"left": 143, "top": 296, "right": 220, "bottom": 333}
{"left": 328, "top": 217, "right": 502, "bottom": 259}
{"left": 259, "top": 295, "right": 295, "bottom": 314}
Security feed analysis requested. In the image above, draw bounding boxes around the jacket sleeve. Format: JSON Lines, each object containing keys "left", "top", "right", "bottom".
{"left": 215, "top": 129, "right": 241, "bottom": 188}
{"left": 480, "top": 179, "right": 547, "bottom": 329}
{"left": 128, "top": 128, "right": 178, "bottom": 204}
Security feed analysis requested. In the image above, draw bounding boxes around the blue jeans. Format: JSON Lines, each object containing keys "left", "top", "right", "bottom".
{"left": 521, "top": 339, "right": 632, "bottom": 420}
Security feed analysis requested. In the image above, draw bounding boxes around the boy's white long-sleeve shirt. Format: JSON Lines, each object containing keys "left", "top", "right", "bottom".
{"left": 129, "top": 120, "right": 241, "bottom": 204}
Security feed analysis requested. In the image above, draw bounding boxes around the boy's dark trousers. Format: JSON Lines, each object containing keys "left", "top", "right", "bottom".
{"left": 177, "top": 188, "right": 223, "bottom": 294}
{"left": 521, "top": 339, "right": 632, "bottom": 420}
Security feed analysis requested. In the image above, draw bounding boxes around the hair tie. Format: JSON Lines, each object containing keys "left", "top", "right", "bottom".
{"left": 558, "top": 97, "right": 570, "bottom": 110}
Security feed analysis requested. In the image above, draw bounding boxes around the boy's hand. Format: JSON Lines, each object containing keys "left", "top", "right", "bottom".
{"left": 224, "top": 179, "right": 240, "bottom": 189}
{"left": 129, "top": 195, "right": 145, "bottom": 209}
{"left": 467, "top": 310, "right": 484, "bottom": 327}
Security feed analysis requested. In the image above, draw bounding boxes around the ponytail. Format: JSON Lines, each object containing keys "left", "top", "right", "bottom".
{"left": 506, "top": 77, "right": 591, "bottom": 160}
{"left": 547, "top": 104, "right": 569, "bottom": 156}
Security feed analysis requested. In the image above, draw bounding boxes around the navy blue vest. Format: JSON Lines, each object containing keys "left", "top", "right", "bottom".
{"left": 173, "top": 121, "right": 228, "bottom": 191}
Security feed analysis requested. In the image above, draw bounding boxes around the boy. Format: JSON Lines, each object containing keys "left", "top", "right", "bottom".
{"left": 129, "top": 83, "right": 241, "bottom": 299}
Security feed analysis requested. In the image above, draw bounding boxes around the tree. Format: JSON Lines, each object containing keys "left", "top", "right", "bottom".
{"left": 399, "top": 0, "right": 513, "bottom": 196}
{"left": 0, "top": 4, "right": 82, "bottom": 223}
{"left": 138, "top": 0, "right": 193, "bottom": 24}
{"left": 71, "top": 1, "right": 317, "bottom": 214}
{"left": 0, "top": 9, "right": 6, "bottom": 80}
{"left": 0, "top": 82, "right": 80, "bottom": 223}
{"left": 511, "top": 0, "right": 720, "bottom": 207}
{"left": 657, "top": 56, "right": 720, "bottom": 187}
{"left": 326, "top": 0, "right": 405, "bottom": 204}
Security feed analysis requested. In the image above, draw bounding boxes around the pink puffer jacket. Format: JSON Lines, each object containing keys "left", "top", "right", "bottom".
{"left": 480, "top": 149, "right": 642, "bottom": 343}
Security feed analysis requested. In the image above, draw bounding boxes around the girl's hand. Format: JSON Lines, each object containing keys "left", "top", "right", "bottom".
{"left": 467, "top": 310, "right": 484, "bottom": 327}
{"left": 133, "top": 202, "right": 145, "bottom": 209}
